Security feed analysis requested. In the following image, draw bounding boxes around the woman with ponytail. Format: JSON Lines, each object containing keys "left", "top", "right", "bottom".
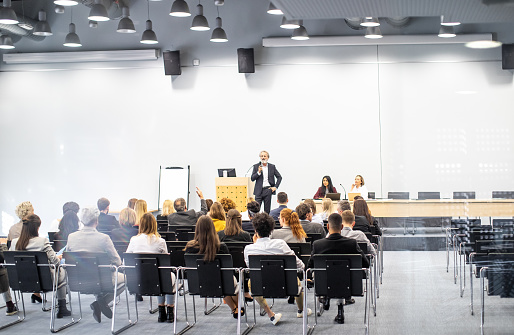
{"left": 10, "top": 214, "right": 71, "bottom": 318}
{"left": 270, "top": 208, "right": 307, "bottom": 243}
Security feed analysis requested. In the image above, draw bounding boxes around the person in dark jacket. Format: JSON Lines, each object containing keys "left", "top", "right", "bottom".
{"left": 218, "top": 209, "right": 252, "bottom": 242}
{"left": 97, "top": 197, "right": 121, "bottom": 233}
{"left": 111, "top": 208, "right": 139, "bottom": 242}
{"left": 167, "top": 187, "right": 207, "bottom": 226}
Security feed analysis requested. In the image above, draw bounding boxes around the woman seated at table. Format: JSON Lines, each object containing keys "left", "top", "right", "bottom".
{"left": 10, "top": 214, "right": 71, "bottom": 318}
{"left": 218, "top": 209, "right": 252, "bottom": 242}
{"left": 271, "top": 208, "right": 307, "bottom": 243}
{"left": 111, "top": 208, "right": 138, "bottom": 242}
{"left": 184, "top": 215, "right": 242, "bottom": 318}
{"left": 352, "top": 199, "right": 382, "bottom": 235}
{"left": 209, "top": 202, "right": 226, "bottom": 232}
{"left": 350, "top": 175, "right": 368, "bottom": 200}
{"left": 126, "top": 213, "right": 175, "bottom": 323}
{"left": 314, "top": 176, "right": 337, "bottom": 199}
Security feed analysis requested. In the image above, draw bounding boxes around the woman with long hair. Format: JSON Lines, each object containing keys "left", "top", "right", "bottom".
{"left": 10, "top": 214, "right": 71, "bottom": 318}
{"left": 209, "top": 202, "right": 226, "bottom": 232}
{"left": 184, "top": 216, "right": 241, "bottom": 318}
{"left": 271, "top": 208, "right": 307, "bottom": 243}
{"left": 352, "top": 198, "right": 381, "bottom": 235}
{"left": 313, "top": 176, "right": 337, "bottom": 199}
{"left": 218, "top": 209, "right": 252, "bottom": 242}
{"left": 351, "top": 175, "right": 368, "bottom": 200}
{"left": 126, "top": 213, "right": 175, "bottom": 322}
{"left": 111, "top": 208, "right": 138, "bottom": 242}
{"left": 54, "top": 209, "right": 79, "bottom": 241}
{"left": 157, "top": 200, "right": 174, "bottom": 221}
{"left": 320, "top": 198, "right": 333, "bottom": 222}
{"left": 134, "top": 199, "right": 148, "bottom": 226}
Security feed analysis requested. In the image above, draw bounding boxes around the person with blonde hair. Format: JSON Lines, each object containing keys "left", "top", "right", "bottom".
{"left": 209, "top": 202, "right": 226, "bottom": 232}
{"left": 157, "top": 200, "right": 174, "bottom": 221}
{"left": 320, "top": 198, "right": 333, "bottom": 222}
{"left": 111, "top": 208, "right": 138, "bottom": 242}
{"left": 127, "top": 198, "right": 138, "bottom": 210}
{"left": 126, "top": 213, "right": 175, "bottom": 322}
{"left": 8, "top": 201, "right": 34, "bottom": 241}
{"left": 218, "top": 209, "right": 252, "bottom": 242}
{"left": 134, "top": 199, "right": 148, "bottom": 226}
{"left": 271, "top": 208, "right": 307, "bottom": 243}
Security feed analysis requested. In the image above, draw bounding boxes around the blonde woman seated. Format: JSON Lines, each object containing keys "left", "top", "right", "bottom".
{"left": 111, "top": 208, "right": 138, "bottom": 243}
{"left": 126, "top": 213, "right": 175, "bottom": 323}
{"left": 218, "top": 209, "right": 252, "bottom": 243}
{"left": 209, "top": 202, "right": 226, "bottom": 232}
{"left": 270, "top": 208, "right": 307, "bottom": 243}
{"left": 157, "top": 200, "right": 174, "bottom": 221}
{"left": 134, "top": 199, "right": 148, "bottom": 226}
{"left": 320, "top": 198, "right": 333, "bottom": 222}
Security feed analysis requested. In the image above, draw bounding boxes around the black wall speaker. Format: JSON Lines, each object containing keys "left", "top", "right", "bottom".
{"left": 237, "top": 48, "right": 255, "bottom": 73}
{"left": 502, "top": 44, "right": 514, "bottom": 70}
{"left": 163, "top": 50, "right": 181, "bottom": 75}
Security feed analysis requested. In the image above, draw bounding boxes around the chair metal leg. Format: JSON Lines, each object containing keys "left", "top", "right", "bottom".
{"left": 204, "top": 298, "right": 221, "bottom": 315}
{"left": 237, "top": 269, "right": 255, "bottom": 335}
{"left": 50, "top": 267, "right": 81, "bottom": 332}
{"left": 469, "top": 253, "right": 475, "bottom": 315}
{"left": 364, "top": 269, "right": 370, "bottom": 335}
{"left": 148, "top": 296, "right": 158, "bottom": 314}
{"left": 303, "top": 270, "right": 316, "bottom": 335}
{"left": 479, "top": 267, "right": 488, "bottom": 335}
{"left": 0, "top": 290, "right": 26, "bottom": 330}
{"left": 174, "top": 269, "right": 196, "bottom": 335}
{"left": 111, "top": 267, "right": 138, "bottom": 335}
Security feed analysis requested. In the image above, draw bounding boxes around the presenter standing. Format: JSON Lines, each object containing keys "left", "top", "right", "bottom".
{"left": 351, "top": 174, "right": 368, "bottom": 200}
{"left": 251, "top": 151, "right": 282, "bottom": 214}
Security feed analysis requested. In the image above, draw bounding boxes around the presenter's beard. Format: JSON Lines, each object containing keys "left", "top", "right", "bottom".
{"left": 260, "top": 159, "right": 268, "bottom": 165}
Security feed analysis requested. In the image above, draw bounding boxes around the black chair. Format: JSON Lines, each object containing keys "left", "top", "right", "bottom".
{"left": 287, "top": 243, "right": 311, "bottom": 268}
{"left": 306, "top": 233, "right": 323, "bottom": 244}
{"left": 157, "top": 221, "right": 169, "bottom": 232}
{"left": 2, "top": 251, "right": 78, "bottom": 332}
{"left": 166, "top": 241, "right": 188, "bottom": 267}
{"left": 387, "top": 192, "right": 409, "bottom": 200}
{"left": 159, "top": 232, "right": 177, "bottom": 242}
{"left": 367, "top": 192, "right": 375, "bottom": 199}
{"left": 112, "top": 241, "right": 130, "bottom": 258}
{"left": 453, "top": 192, "right": 476, "bottom": 200}
{"left": 168, "top": 226, "right": 196, "bottom": 241}
{"left": 184, "top": 254, "right": 255, "bottom": 335}
{"left": 307, "top": 254, "right": 370, "bottom": 334}
{"left": 417, "top": 192, "right": 440, "bottom": 200}
{"left": 225, "top": 242, "right": 253, "bottom": 268}
{"left": 48, "top": 231, "right": 57, "bottom": 243}
{"left": 492, "top": 191, "right": 514, "bottom": 199}
{"left": 62, "top": 252, "right": 134, "bottom": 334}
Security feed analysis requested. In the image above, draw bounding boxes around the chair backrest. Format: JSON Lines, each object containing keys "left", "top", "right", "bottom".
{"left": 63, "top": 252, "right": 115, "bottom": 294}
{"left": 388, "top": 192, "right": 409, "bottom": 200}
{"left": 112, "top": 241, "right": 129, "bottom": 258}
{"left": 485, "top": 253, "right": 514, "bottom": 298}
{"left": 492, "top": 219, "right": 514, "bottom": 229}
{"left": 123, "top": 253, "right": 175, "bottom": 295}
{"left": 364, "top": 232, "right": 378, "bottom": 244}
{"left": 357, "top": 242, "right": 368, "bottom": 254}
{"left": 52, "top": 239, "right": 67, "bottom": 252}
{"left": 476, "top": 240, "right": 514, "bottom": 254}
{"left": 287, "top": 242, "right": 311, "bottom": 266}
{"left": 492, "top": 191, "right": 514, "bottom": 199}
{"left": 224, "top": 242, "right": 252, "bottom": 268}
{"left": 166, "top": 241, "right": 188, "bottom": 267}
{"left": 157, "top": 221, "right": 169, "bottom": 232}
{"left": 184, "top": 254, "right": 235, "bottom": 297}
{"left": 312, "top": 254, "right": 364, "bottom": 298}
{"left": 417, "top": 192, "right": 440, "bottom": 200}
{"left": 453, "top": 191, "right": 476, "bottom": 200}
{"left": 306, "top": 233, "right": 323, "bottom": 244}
{"left": 159, "top": 232, "right": 177, "bottom": 242}
{"left": 3, "top": 251, "right": 54, "bottom": 293}
{"left": 248, "top": 254, "right": 299, "bottom": 298}
{"left": 48, "top": 231, "right": 57, "bottom": 243}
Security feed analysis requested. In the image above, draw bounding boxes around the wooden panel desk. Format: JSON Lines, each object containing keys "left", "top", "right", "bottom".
{"left": 315, "top": 199, "right": 514, "bottom": 217}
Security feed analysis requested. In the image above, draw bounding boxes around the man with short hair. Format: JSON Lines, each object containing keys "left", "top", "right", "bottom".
{"left": 251, "top": 150, "right": 282, "bottom": 214}
{"left": 97, "top": 197, "right": 120, "bottom": 233}
{"left": 296, "top": 203, "right": 325, "bottom": 235}
{"left": 308, "top": 213, "right": 369, "bottom": 324}
{"left": 167, "top": 187, "right": 207, "bottom": 225}
{"left": 269, "top": 192, "right": 288, "bottom": 221}
{"left": 244, "top": 213, "right": 311, "bottom": 325}
{"left": 242, "top": 200, "right": 260, "bottom": 232}
{"left": 337, "top": 200, "right": 351, "bottom": 213}
{"left": 340, "top": 210, "right": 376, "bottom": 255}
{"left": 67, "top": 207, "right": 124, "bottom": 323}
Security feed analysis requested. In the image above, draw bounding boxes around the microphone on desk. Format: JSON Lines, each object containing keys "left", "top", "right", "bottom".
{"left": 339, "top": 184, "right": 347, "bottom": 200}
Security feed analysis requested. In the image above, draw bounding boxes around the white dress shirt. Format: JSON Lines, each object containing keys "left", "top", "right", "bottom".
{"left": 352, "top": 185, "right": 368, "bottom": 199}
{"left": 260, "top": 164, "right": 270, "bottom": 188}
{"left": 126, "top": 234, "right": 167, "bottom": 254}
{"left": 340, "top": 226, "right": 376, "bottom": 255}
{"left": 244, "top": 237, "right": 304, "bottom": 270}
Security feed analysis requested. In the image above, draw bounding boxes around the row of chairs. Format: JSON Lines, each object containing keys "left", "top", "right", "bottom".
{"left": 387, "top": 191, "right": 514, "bottom": 200}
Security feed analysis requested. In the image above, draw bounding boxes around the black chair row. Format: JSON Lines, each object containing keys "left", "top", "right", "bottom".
{"left": 387, "top": 191, "right": 514, "bottom": 199}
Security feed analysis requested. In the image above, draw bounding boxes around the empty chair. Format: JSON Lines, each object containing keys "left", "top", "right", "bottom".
{"left": 453, "top": 192, "right": 476, "bottom": 200}
{"left": 417, "top": 192, "right": 440, "bottom": 200}
{"left": 367, "top": 192, "right": 376, "bottom": 200}
{"left": 387, "top": 192, "right": 409, "bottom": 200}
{"left": 492, "top": 191, "right": 514, "bottom": 199}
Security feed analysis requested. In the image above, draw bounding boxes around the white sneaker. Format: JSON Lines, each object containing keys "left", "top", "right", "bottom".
{"left": 270, "top": 312, "right": 282, "bottom": 325}
{"left": 297, "top": 308, "right": 312, "bottom": 318}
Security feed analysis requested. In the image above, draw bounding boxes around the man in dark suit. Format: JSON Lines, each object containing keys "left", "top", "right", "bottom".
{"left": 97, "top": 197, "right": 121, "bottom": 233}
{"left": 251, "top": 150, "right": 282, "bottom": 214}
{"left": 308, "top": 213, "right": 369, "bottom": 324}
{"left": 269, "top": 191, "right": 289, "bottom": 221}
{"left": 167, "top": 187, "right": 207, "bottom": 225}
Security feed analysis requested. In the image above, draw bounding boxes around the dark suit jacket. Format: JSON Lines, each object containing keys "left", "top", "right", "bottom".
{"left": 97, "top": 212, "right": 121, "bottom": 233}
{"left": 167, "top": 199, "right": 208, "bottom": 225}
{"left": 251, "top": 162, "right": 282, "bottom": 196}
{"left": 353, "top": 215, "right": 372, "bottom": 234}
{"left": 308, "top": 233, "right": 369, "bottom": 268}
{"left": 110, "top": 225, "right": 139, "bottom": 243}
{"left": 269, "top": 205, "right": 288, "bottom": 221}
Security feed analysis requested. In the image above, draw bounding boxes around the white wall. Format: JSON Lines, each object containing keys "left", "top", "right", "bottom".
{"left": 0, "top": 44, "right": 512, "bottom": 234}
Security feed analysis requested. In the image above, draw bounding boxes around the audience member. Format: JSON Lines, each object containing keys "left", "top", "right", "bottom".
{"left": 205, "top": 199, "right": 214, "bottom": 212}
{"left": 304, "top": 199, "right": 323, "bottom": 224}
{"left": 134, "top": 199, "right": 148, "bottom": 226}
{"left": 11, "top": 214, "right": 71, "bottom": 318}
{"left": 8, "top": 201, "right": 34, "bottom": 241}
{"left": 340, "top": 210, "right": 376, "bottom": 255}
{"left": 307, "top": 213, "right": 369, "bottom": 324}
{"left": 127, "top": 198, "right": 138, "bottom": 210}
{"left": 97, "top": 197, "right": 121, "bottom": 233}
{"left": 209, "top": 202, "right": 226, "bottom": 232}
{"left": 167, "top": 187, "right": 207, "bottom": 225}
{"left": 320, "top": 198, "right": 333, "bottom": 222}
{"left": 54, "top": 206, "right": 80, "bottom": 241}
{"left": 242, "top": 201, "right": 260, "bottom": 232}
{"left": 270, "top": 208, "right": 306, "bottom": 243}
{"left": 295, "top": 203, "right": 325, "bottom": 235}
{"left": 352, "top": 199, "right": 382, "bottom": 235}
{"left": 157, "top": 200, "right": 174, "bottom": 221}
{"left": 184, "top": 216, "right": 241, "bottom": 318}
{"left": 218, "top": 209, "right": 252, "bottom": 242}
{"left": 67, "top": 207, "right": 124, "bottom": 323}
{"left": 220, "top": 198, "right": 237, "bottom": 214}
{"left": 126, "top": 213, "right": 175, "bottom": 323}
{"left": 0, "top": 245, "right": 17, "bottom": 316}
{"left": 111, "top": 208, "right": 138, "bottom": 242}
{"left": 243, "top": 213, "right": 311, "bottom": 325}
{"left": 337, "top": 200, "right": 351, "bottom": 212}
{"left": 269, "top": 192, "right": 289, "bottom": 221}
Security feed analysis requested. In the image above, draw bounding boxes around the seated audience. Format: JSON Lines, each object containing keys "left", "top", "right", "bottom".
{"left": 313, "top": 175, "right": 337, "bottom": 199}
{"left": 54, "top": 202, "right": 80, "bottom": 241}
{"left": 353, "top": 199, "right": 382, "bottom": 235}
{"left": 10, "top": 214, "right": 71, "bottom": 318}
{"left": 97, "top": 197, "right": 121, "bottom": 233}
{"left": 271, "top": 208, "right": 306, "bottom": 243}
{"left": 241, "top": 197, "right": 255, "bottom": 221}
{"left": 304, "top": 199, "right": 323, "bottom": 224}
{"left": 157, "top": 200, "right": 174, "bottom": 221}
{"left": 209, "top": 202, "right": 227, "bottom": 232}
{"left": 218, "top": 209, "right": 252, "bottom": 242}
{"left": 134, "top": 199, "right": 147, "bottom": 226}
{"left": 167, "top": 187, "right": 207, "bottom": 225}
{"left": 337, "top": 200, "right": 351, "bottom": 212}
{"left": 126, "top": 213, "right": 175, "bottom": 323}
{"left": 340, "top": 210, "right": 376, "bottom": 255}
{"left": 111, "top": 208, "right": 138, "bottom": 242}
{"left": 242, "top": 201, "right": 260, "bottom": 232}
{"left": 127, "top": 198, "right": 138, "bottom": 210}
{"left": 8, "top": 201, "right": 34, "bottom": 242}
{"left": 296, "top": 203, "right": 325, "bottom": 235}
{"left": 307, "top": 213, "right": 369, "bottom": 324}
{"left": 0, "top": 245, "right": 17, "bottom": 315}
{"left": 320, "top": 198, "right": 333, "bottom": 222}
{"left": 269, "top": 192, "right": 289, "bottom": 221}
{"left": 205, "top": 199, "right": 214, "bottom": 212}
{"left": 67, "top": 207, "right": 124, "bottom": 323}
{"left": 220, "top": 198, "right": 237, "bottom": 214}
{"left": 184, "top": 216, "right": 241, "bottom": 318}
{"left": 244, "top": 213, "right": 311, "bottom": 326}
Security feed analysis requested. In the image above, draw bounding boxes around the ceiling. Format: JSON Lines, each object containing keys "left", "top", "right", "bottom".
{"left": 2, "top": 0, "right": 514, "bottom": 56}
